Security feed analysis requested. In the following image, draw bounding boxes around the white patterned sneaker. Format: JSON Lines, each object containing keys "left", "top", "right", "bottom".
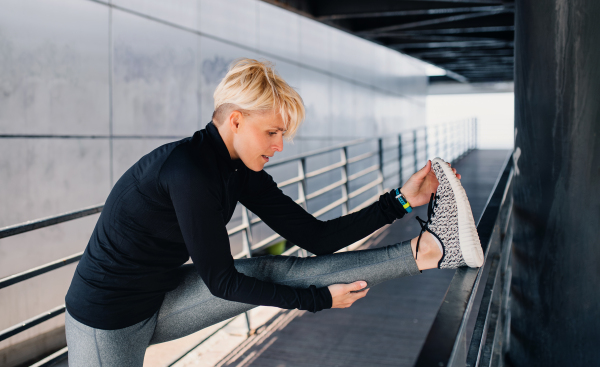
{"left": 414, "top": 157, "right": 484, "bottom": 268}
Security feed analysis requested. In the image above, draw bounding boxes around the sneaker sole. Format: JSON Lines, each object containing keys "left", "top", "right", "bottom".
{"left": 433, "top": 157, "right": 484, "bottom": 267}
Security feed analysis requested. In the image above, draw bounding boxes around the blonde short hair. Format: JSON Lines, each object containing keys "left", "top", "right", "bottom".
{"left": 212, "top": 58, "right": 305, "bottom": 140}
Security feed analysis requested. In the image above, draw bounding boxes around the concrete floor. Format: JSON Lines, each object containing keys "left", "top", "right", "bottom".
{"left": 202, "top": 150, "right": 511, "bottom": 367}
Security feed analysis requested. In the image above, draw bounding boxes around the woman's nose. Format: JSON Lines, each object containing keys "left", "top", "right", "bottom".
{"left": 273, "top": 136, "right": 283, "bottom": 152}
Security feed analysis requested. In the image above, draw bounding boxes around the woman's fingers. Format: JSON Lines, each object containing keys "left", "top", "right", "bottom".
{"left": 449, "top": 164, "right": 462, "bottom": 180}
{"left": 348, "top": 281, "right": 367, "bottom": 292}
{"left": 342, "top": 288, "right": 369, "bottom": 308}
{"left": 328, "top": 281, "right": 370, "bottom": 308}
{"left": 413, "top": 160, "right": 432, "bottom": 181}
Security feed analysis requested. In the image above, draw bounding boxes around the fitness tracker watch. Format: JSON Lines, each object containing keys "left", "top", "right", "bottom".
{"left": 395, "top": 188, "right": 413, "bottom": 213}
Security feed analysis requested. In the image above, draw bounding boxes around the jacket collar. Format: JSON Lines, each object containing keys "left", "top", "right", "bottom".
{"left": 205, "top": 121, "right": 244, "bottom": 172}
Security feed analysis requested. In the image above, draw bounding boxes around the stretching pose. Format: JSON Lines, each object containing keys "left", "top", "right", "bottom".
{"left": 65, "top": 59, "right": 483, "bottom": 366}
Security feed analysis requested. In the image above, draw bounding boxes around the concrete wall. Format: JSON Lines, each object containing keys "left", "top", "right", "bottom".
{"left": 0, "top": 0, "right": 427, "bottom": 364}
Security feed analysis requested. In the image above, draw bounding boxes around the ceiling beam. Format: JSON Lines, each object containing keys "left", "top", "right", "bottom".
{"left": 318, "top": 5, "right": 512, "bottom": 21}
{"left": 446, "top": 70, "right": 514, "bottom": 73}
{"left": 433, "top": 66, "right": 514, "bottom": 71}
{"left": 438, "top": 56, "right": 515, "bottom": 61}
{"left": 444, "top": 63, "right": 514, "bottom": 67}
{"left": 379, "top": 25, "right": 514, "bottom": 36}
{"left": 411, "top": 49, "right": 514, "bottom": 58}
{"left": 311, "top": 0, "right": 507, "bottom": 17}
{"left": 434, "top": 63, "right": 514, "bottom": 69}
{"left": 358, "top": 9, "right": 512, "bottom": 35}
{"left": 390, "top": 40, "right": 514, "bottom": 49}
{"left": 438, "top": 62, "right": 513, "bottom": 67}
{"left": 435, "top": 59, "right": 514, "bottom": 64}
{"left": 432, "top": 55, "right": 515, "bottom": 60}
{"left": 380, "top": 34, "right": 508, "bottom": 42}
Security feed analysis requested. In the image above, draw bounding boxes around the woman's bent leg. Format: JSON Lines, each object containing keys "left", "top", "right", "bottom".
{"left": 150, "top": 240, "right": 418, "bottom": 345}
{"left": 65, "top": 310, "right": 157, "bottom": 367}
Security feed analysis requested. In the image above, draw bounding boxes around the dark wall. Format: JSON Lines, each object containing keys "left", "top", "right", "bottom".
{"left": 510, "top": 0, "right": 600, "bottom": 365}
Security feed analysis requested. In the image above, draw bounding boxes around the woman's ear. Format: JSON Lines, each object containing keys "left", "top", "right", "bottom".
{"left": 228, "top": 110, "right": 244, "bottom": 134}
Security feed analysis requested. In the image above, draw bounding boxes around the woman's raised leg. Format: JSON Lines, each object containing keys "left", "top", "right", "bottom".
{"left": 150, "top": 240, "right": 419, "bottom": 345}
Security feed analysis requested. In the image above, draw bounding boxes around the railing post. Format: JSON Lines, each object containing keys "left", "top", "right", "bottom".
{"left": 450, "top": 122, "right": 456, "bottom": 162}
{"left": 244, "top": 311, "right": 254, "bottom": 336}
{"left": 468, "top": 119, "right": 472, "bottom": 151}
{"left": 460, "top": 121, "right": 465, "bottom": 158}
{"left": 299, "top": 158, "right": 308, "bottom": 211}
{"left": 341, "top": 147, "right": 349, "bottom": 216}
{"left": 436, "top": 124, "right": 440, "bottom": 159}
{"left": 451, "top": 122, "right": 455, "bottom": 162}
{"left": 398, "top": 134, "right": 403, "bottom": 186}
{"left": 457, "top": 122, "right": 460, "bottom": 159}
{"left": 453, "top": 122, "right": 456, "bottom": 161}
{"left": 466, "top": 120, "right": 470, "bottom": 152}
{"left": 241, "top": 208, "right": 253, "bottom": 258}
{"left": 424, "top": 126, "right": 429, "bottom": 162}
{"left": 464, "top": 120, "right": 468, "bottom": 156}
{"left": 466, "top": 120, "right": 469, "bottom": 154}
{"left": 378, "top": 138, "right": 384, "bottom": 194}
{"left": 460, "top": 121, "right": 467, "bottom": 157}
{"left": 462, "top": 120, "right": 465, "bottom": 155}
{"left": 445, "top": 123, "right": 449, "bottom": 162}
{"left": 474, "top": 117, "right": 478, "bottom": 149}
{"left": 299, "top": 158, "right": 309, "bottom": 257}
{"left": 413, "top": 129, "right": 418, "bottom": 174}
{"left": 472, "top": 118, "right": 475, "bottom": 150}
{"left": 470, "top": 118, "right": 473, "bottom": 151}
{"left": 241, "top": 206, "right": 254, "bottom": 336}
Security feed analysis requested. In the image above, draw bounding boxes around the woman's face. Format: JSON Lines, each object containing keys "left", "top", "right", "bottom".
{"left": 232, "top": 110, "right": 286, "bottom": 172}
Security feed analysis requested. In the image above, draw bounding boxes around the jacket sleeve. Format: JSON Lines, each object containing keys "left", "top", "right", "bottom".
{"left": 239, "top": 170, "right": 406, "bottom": 256}
{"left": 160, "top": 153, "right": 331, "bottom": 312}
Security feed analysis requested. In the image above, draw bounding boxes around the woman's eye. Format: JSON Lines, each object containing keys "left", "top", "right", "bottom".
{"left": 269, "top": 132, "right": 277, "bottom": 136}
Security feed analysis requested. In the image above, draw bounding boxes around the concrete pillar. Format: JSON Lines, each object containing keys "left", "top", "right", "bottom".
{"left": 510, "top": 0, "right": 600, "bottom": 365}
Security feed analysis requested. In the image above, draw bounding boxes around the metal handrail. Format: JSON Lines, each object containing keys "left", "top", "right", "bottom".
{"left": 0, "top": 305, "right": 66, "bottom": 342}
{"left": 0, "top": 204, "right": 103, "bottom": 239}
{"left": 347, "top": 151, "right": 377, "bottom": 164}
{"left": 0, "top": 252, "right": 83, "bottom": 290}
{"left": 0, "top": 118, "right": 477, "bottom": 366}
{"left": 414, "top": 150, "right": 513, "bottom": 367}
{"left": 347, "top": 164, "right": 379, "bottom": 181}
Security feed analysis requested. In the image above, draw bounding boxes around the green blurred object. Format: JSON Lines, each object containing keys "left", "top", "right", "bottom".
{"left": 266, "top": 240, "right": 286, "bottom": 255}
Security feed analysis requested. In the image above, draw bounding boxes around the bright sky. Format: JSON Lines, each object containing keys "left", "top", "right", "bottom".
{"left": 426, "top": 93, "right": 515, "bottom": 150}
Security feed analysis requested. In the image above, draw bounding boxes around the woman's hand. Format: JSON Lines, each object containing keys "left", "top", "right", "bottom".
{"left": 328, "top": 281, "right": 370, "bottom": 308}
{"left": 400, "top": 160, "right": 461, "bottom": 208}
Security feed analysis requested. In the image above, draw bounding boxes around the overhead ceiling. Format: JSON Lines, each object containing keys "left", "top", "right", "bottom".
{"left": 262, "top": 0, "right": 515, "bottom": 84}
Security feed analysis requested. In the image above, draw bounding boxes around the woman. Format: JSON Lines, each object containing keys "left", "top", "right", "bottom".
{"left": 65, "top": 59, "right": 482, "bottom": 366}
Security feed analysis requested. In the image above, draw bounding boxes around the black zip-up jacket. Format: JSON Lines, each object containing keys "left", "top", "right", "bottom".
{"left": 65, "top": 122, "right": 406, "bottom": 330}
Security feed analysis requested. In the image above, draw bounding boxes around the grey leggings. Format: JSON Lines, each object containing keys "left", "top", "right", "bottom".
{"left": 65, "top": 240, "right": 419, "bottom": 366}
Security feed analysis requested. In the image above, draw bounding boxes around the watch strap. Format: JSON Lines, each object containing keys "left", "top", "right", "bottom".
{"left": 395, "top": 188, "right": 413, "bottom": 213}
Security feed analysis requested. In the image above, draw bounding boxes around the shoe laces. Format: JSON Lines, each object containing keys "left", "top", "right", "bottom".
{"left": 414, "top": 193, "right": 439, "bottom": 260}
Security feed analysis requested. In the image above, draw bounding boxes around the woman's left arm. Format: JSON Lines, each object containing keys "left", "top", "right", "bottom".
{"left": 240, "top": 160, "right": 447, "bottom": 255}
{"left": 239, "top": 171, "right": 401, "bottom": 255}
